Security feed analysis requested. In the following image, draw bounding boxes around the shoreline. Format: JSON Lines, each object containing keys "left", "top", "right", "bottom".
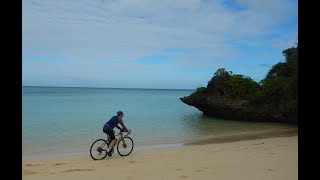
{"left": 23, "top": 130, "right": 298, "bottom": 180}
{"left": 23, "top": 128, "right": 297, "bottom": 160}
{"left": 184, "top": 129, "right": 298, "bottom": 145}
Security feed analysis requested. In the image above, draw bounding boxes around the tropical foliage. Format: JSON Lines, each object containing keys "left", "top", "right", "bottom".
{"left": 196, "top": 45, "right": 298, "bottom": 104}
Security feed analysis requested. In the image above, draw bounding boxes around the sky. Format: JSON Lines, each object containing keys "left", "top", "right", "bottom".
{"left": 22, "top": 0, "right": 298, "bottom": 89}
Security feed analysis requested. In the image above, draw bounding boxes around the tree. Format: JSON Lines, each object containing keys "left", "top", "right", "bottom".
{"left": 225, "top": 74, "right": 261, "bottom": 99}
{"left": 261, "top": 45, "right": 298, "bottom": 101}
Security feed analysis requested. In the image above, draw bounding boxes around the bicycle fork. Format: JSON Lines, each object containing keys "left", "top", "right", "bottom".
{"left": 120, "top": 137, "right": 127, "bottom": 148}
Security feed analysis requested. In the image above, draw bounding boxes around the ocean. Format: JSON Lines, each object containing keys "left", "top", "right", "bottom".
{"left": 22, "top": 86, "right": 296, "bottom": 159}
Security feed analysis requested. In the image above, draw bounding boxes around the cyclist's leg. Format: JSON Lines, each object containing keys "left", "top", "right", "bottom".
{"left": 106, "top": 130, "right": 116, "bottom": 152}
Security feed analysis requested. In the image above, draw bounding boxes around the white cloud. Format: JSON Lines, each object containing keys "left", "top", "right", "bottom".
{"left": 23, "top": 0, "right": 298, "bottom": 88}
{"left": 270, "top": 33, "right": 298, "bottom": 50}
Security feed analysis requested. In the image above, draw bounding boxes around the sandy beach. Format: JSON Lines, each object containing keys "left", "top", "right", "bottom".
{"left": 23, "top": 130, "right": 298, "bottom": 180}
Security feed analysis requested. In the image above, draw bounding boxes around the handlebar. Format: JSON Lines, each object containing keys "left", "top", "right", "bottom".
{"left": 118, "top": 129, "right": 131, "bottom": 136}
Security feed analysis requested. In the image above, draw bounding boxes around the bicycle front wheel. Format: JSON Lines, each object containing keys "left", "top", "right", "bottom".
{"left": 117, "top": 137, "right": 134, "bottom": 156}
{"left": 90, "top": 139, "right": 108, "bottom": 160}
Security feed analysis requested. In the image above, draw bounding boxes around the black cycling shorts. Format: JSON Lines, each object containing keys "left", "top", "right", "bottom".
{"left": 103, "top": 129, "right": 115, "bottom": 140}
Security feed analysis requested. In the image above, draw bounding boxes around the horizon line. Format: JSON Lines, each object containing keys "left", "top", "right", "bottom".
{"left": 22, "top": 85, "right": 196, "bottom": 91}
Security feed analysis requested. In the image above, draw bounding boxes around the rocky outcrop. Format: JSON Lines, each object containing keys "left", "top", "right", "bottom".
{"left": 181, "top": 46, "right": 298, "bottom": 124}
{"left": 180, "top": 93, "right": 297, "bottom": 123}
{"left": 179, "top": 72, "right": 297, "bottom": 124}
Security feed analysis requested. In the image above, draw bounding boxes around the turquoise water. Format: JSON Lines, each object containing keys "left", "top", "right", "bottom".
{"left": 22, "top": 86, "right": 296, "bottom": 159}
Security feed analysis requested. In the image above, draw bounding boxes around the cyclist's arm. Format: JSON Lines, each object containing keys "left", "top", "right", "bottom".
{"left": 118, "top": 118, "right": 128, "bottom": 131}
{"left": 115, "top": 125, "right": 122, "bottom": 130}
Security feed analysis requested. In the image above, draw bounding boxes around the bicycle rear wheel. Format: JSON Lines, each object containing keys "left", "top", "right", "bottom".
{"left": 90, "top": 139, "right": 108, "bottom": 160}
{"left": 117, "top": 137, "right": 134, "bottom": 156}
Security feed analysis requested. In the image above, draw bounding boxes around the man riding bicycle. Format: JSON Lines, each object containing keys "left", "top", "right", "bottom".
{"left": 103, "top": 111, "right": 129, "bottom": 156}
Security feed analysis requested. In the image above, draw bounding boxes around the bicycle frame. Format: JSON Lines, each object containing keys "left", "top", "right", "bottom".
{"left": 115, "top": 132, "right": 126, "bottom": 145}
{"left": 107, "top": 130, "right": 130, "bottom": 147}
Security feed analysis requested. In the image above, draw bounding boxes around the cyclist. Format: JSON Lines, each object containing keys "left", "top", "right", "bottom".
{"left": 103, "top": 111, "right": 129, "bottom": 156}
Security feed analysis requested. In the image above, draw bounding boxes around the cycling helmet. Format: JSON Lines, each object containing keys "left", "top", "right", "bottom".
{"left": 117, "top": 111, "right": 124, "bottom": 116}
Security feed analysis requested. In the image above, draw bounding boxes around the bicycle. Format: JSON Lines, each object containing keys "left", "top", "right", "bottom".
{"left": 90, "top": 129, "right": 134, "bottom": 160}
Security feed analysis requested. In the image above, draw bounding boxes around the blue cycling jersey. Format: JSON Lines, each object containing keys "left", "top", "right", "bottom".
{"left": 103, "top": 115, "right": 128, "bottom": 131}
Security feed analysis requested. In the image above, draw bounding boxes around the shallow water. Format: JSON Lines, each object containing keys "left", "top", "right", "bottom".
{"left": 22, "top": 86, "right": 296, "bottom": 159}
